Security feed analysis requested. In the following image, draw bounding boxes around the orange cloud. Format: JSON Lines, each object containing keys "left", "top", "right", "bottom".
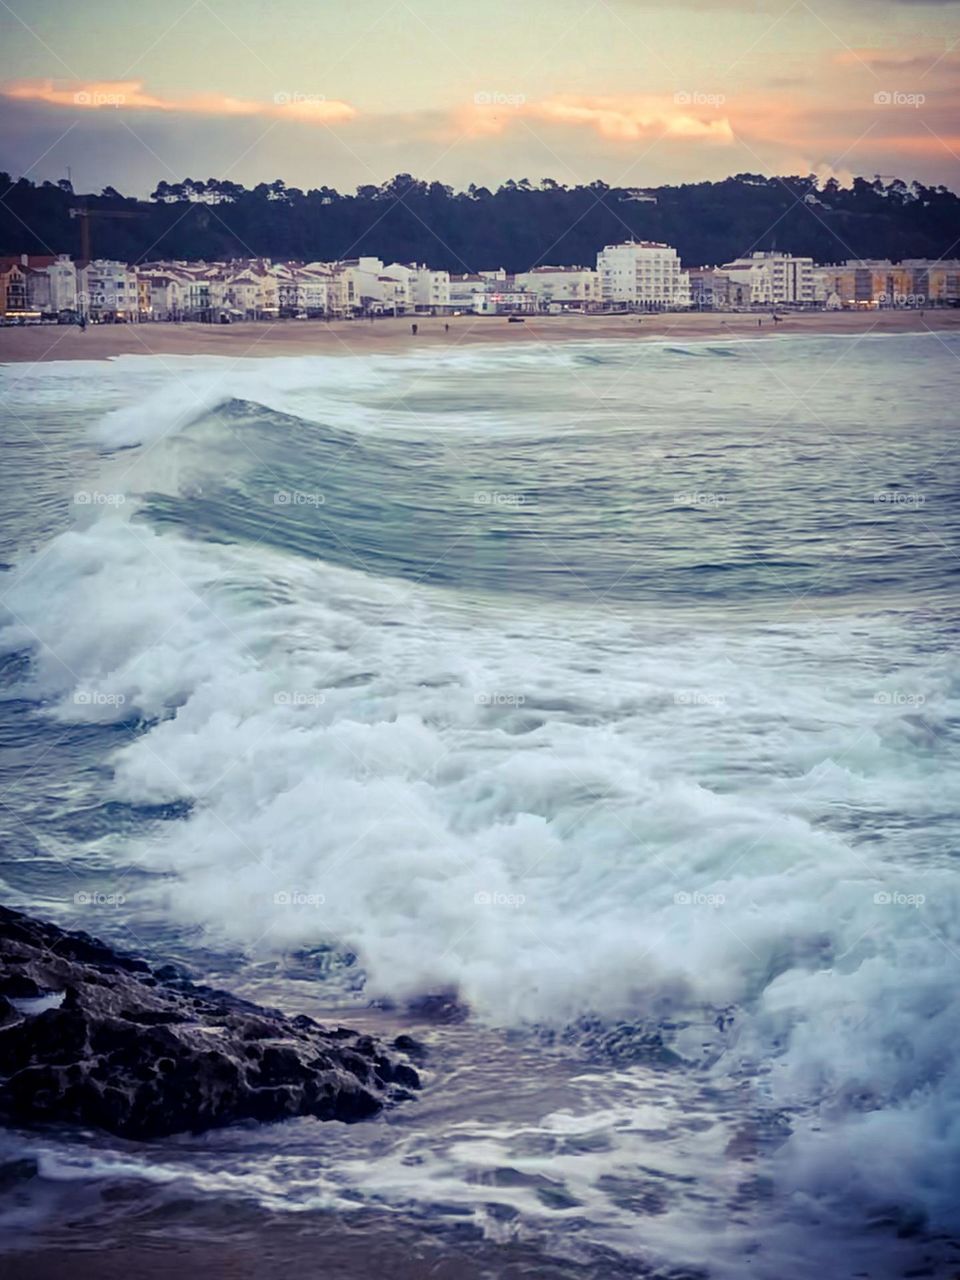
{"left": 1, "top": 79, "right": 356, "bottom": 123}
{"left": 460, "top": 93, "right": 735, "bottom": 144}
{"left": 535, "top": 96, "right": 734, "bottom": 142}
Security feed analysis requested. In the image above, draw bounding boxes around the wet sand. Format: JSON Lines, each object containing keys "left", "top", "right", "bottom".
{"left": 1, "top": 307, "right": 957, "bottom": 364}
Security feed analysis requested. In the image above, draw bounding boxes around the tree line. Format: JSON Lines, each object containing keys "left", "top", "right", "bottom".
{"left": 1, "top": 171, "right": 958, "bottom": 270}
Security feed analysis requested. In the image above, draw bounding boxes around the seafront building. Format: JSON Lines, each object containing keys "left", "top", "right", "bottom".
{"left": 596, "top": 242, "right": 691, "bottom": 309}
{"left": 0, "top": 258, "right": 29, "bottom": 318}
{"left": 812, "top": 259, "right": 960, "bottom": 309}
{"left": 688, "top": 268, "right": 752, "bottom": 310}
{"left": 719, "top": 252, "right": 815, "bottom": 307}
{"left": 1, "top": 245, "right": 956, "bottom": 322}
{"left": 513, "top": 266, "right": 601, "bottom": 310}
{"left": 76, "top": 259, "right": 141, "bottom": 322}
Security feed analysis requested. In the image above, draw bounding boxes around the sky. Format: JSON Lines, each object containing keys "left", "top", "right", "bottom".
{"left": 1, "top": 0, "right": 959, "bottom": 195}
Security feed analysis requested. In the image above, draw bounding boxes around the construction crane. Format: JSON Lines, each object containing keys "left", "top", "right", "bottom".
{"left": 69, "top": 203, "right": 147, "bottom": 262}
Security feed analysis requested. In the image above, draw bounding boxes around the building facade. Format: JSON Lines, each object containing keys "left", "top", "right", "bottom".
{"left": 812, "top": 259, "right": 960, "bottom": 308}
{"left": 596, "top": 242, "right": 691, "bottom": 309}
{"left": 720, "top": 252, "right": 814, "bottom": 307}
{"left": 0, "top": 259, "right": 29, "bottom": 317}
{"left": 688, "top": 267, "right": 752, "bottom": 310}
{"left": 77, "top": 260, "right": 140, "bottom": 321}
{"left": 514, "top": 266, "right": 601, "bottom": 310}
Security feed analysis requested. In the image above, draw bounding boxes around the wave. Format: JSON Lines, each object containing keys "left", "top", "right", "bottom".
{"left": 2, "top": 336, "right": 959, "bottom": 1237}
{"left": 2, "top": 500, "right": 959, "bottom": 1228}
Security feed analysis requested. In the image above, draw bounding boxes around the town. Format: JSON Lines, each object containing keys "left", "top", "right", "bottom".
{"left": 1, "top": 244, "right": 958, "bottom": 324}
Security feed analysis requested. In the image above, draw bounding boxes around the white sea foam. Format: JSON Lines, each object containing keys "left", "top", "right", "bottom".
{"left": 1, "top": 343, "right": 958, "bottom": 1243}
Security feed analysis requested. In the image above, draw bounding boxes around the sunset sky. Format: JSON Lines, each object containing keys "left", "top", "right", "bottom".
{"left": 1, "top": 0, "right": 959, "bottom": 194}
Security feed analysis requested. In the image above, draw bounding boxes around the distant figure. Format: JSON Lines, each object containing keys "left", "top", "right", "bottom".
{"left": 444, "top": 322, "right": 450, "bottom": 333}
{"left": 758, "top": 318, "right": 762, "bottom": 327}
{"left": 79, "top": 314, "right": 87, "bottom": 331}
{"left": 411, "top": 323, "right": 418, "bottom": 336}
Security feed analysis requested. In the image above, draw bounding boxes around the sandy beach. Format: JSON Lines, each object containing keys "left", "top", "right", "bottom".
{"left": 1, "top": 307, "right": 957, "bottom": 364}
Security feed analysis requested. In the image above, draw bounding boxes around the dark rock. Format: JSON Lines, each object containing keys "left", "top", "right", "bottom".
{"left": 406, "top": 992, "right": 469, "bottom": 1024}
{"left": 0, "top": 974, "right": 43, "bottom": 999}
{"left": 393, "top": 1033, "right": 428, "bottom": 1062}
{"left": 0, "top": 905, "right": 419, "bottom": 1140}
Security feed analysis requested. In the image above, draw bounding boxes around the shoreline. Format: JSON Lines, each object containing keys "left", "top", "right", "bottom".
{"left": 1, "top": 308, "right": 957, "bottom": 364}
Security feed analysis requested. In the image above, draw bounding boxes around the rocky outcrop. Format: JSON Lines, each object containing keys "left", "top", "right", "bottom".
{"left": 0, "top": 906, "right": 419, "bottom": 1139}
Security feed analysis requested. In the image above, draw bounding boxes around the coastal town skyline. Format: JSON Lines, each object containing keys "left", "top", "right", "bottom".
{"left": 2, "top": 0, "right": 960, "bottom": 197}
{"left": 4, "top": 244, "right": 957, "bottom": 325}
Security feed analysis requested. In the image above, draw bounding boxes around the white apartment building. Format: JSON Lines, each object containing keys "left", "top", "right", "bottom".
{"left": 77, "top": 260, "right": 140, "bottom": 321}
{"left": 413, "top": 266, "right": 450, "bottom": 312}
{"left": 221, "top": 268, "right": 278, "bottom": 319}
{"left": 448, "top": 273, "right": 486, "bottom": 312}
{"left": 378, "top": 272, "right": 413, "bottom": 314}
{"left": 275, "top": 261, "right": 343, "bottom": 316}
{"left": 296, "top": 268, "right": 334, "bottom": 315}
{"left": 332, "top": 257, "right": 385, "bottom": 314}
{"left": 384, "top": 263, "right": 451, "bottom": 313}
{"left": 140, "top": 270, "right": 188, "bottom": 320}
{"left": 720, "top": 252, "right": 814, "bottom": 307}
{"left": 596, "top": 242, "right": 691, "bottom": 308}
{"left": 22, "top": 254, "right": 78, "bottom": 313}
{"left": 513, "top": 266, "right": 600, "bottom": 310}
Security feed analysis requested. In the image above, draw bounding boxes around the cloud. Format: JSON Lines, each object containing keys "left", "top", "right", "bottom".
{"left": 460, "top": 94, "right": 735, "bottom": 144}
{"left": 832, "top": 47, "right": 960, "bottom": 75}
{"left": 1, "top": 67, "right": 957, "bottom": 199}
{"left": 1, "top": 79, "right": 356, "bottom": 124}
{"left": 534, "top": 97, "right": 735, "bottom": 142}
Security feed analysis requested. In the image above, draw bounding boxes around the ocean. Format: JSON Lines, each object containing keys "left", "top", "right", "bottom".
{"left": 1, "top": 333, "right": 958, "bottom": 1278}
